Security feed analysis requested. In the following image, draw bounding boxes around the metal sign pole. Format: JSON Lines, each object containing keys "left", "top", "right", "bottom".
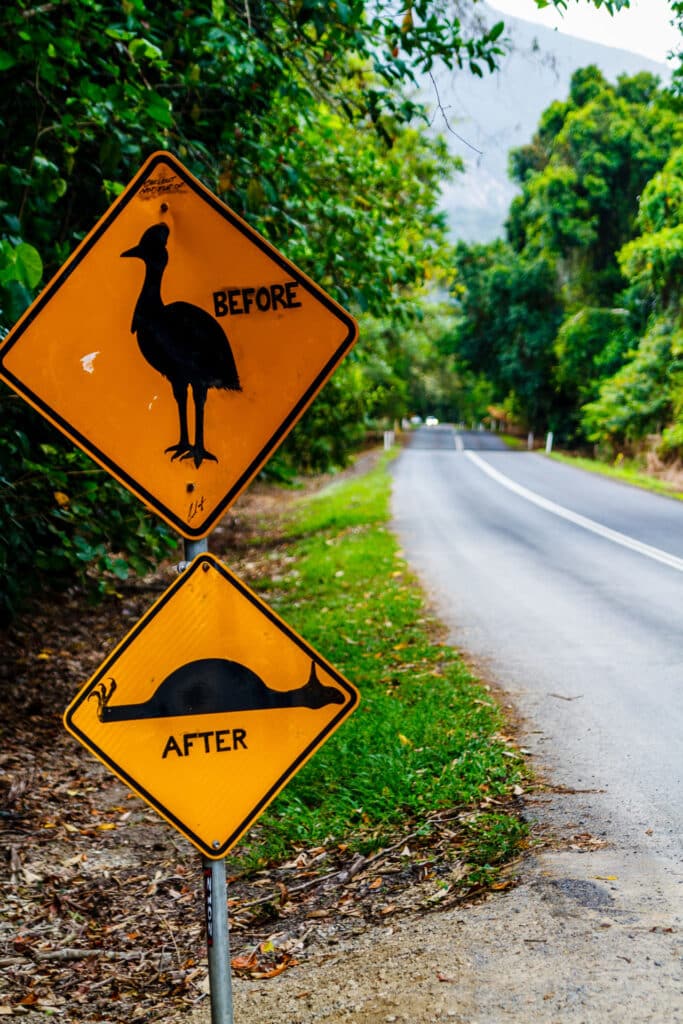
{"left": 202, "top": 854, "right": 234, "bottom": 1023}
{"left": 184, "top": 537, "right": 235, "bottom": 1024}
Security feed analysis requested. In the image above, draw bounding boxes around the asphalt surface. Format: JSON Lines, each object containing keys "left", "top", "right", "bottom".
{"left": 392, "top": 425, "right": 683, "bottom": 869}
{"left": 199, "top": 430, "right": 683, "bottom": 1024}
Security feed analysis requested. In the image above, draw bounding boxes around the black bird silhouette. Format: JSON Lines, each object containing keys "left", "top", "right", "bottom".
{"left": 121, "top": 223, "right": 241, "bottom": 468}
{"left": 88, "top": 658, "right": 345, "bottom": 722}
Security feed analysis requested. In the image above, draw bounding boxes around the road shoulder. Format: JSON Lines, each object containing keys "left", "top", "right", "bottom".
{"left": 209, "top": 782, "right": 681, "bottom": 1023}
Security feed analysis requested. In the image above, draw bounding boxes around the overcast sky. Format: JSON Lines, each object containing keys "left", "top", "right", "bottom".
{"left": 487, "top": 0, "right": 681, "bottom": 65}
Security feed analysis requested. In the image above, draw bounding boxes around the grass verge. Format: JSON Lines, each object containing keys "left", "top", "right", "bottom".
{"left": 548, "top": 451, "right": 683, "bottom": 501}
{"left": 501, "top": 433, "right": 683, "bottom": 502}
{"left": 231, "top": 452, "right": 528, "bottom": 890}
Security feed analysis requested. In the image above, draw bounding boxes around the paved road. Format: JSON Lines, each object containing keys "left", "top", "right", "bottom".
{"left": 392, "top": 425, "right": 683, "bottom": 869}
{"left": 223, "top": 428, "right": 683, "bottom": 1024}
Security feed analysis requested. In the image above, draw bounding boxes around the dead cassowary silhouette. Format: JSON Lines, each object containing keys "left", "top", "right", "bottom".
{"left": 121, "top": 223, "right": 241, "bottom": 468}
{"left": 88, "top": 658, "right": 345, "bottom": 722}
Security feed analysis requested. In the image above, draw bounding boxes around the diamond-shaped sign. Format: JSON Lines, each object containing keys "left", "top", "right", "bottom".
{"left": 64, "top": 554, "right": 359, "bottom": 859}
{"left": 0, "top": 152, "right": 358, "bottom": 538}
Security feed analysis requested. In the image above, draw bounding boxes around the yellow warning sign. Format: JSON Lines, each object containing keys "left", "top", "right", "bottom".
{"left": 63, "top": 554, "right": 359, "bottom": 859}
{"left": 0, "top": 152, "right": 358, "bottom": 538}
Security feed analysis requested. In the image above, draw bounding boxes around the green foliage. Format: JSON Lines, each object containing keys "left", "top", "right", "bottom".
{"left": 659, "top": 325, "right": 683, "bottom": 458}
{"left": 449, "top": 241, "right": 563, "bottom": 430}
{"left": 454, "top": 60, "right": 683, "bottom": 448}
{"left": 619, "top": 146, "right": 683, "bottom": 314}
{"left": 0, "top": 394, "right": 177, "bottom": 623}
{"left": 0, "top": 0, "right": 469, "bottom": 618}
{"left": 636, "top": 147, "right": 683, "bottom": 234}
{"left": 619, "top": 224, "right": 683, "bottom": 309}
{"left": 596, "top": 144, "right": 683, "bottom": 455}
{"left": 553, "top": 307, "right": 637, "bottom": 438}
{"left": 507, "top": 69, "right": 681, "bottom": 305}
{"left": 568, "top": 63, "right": 609, "bottom": 106}
{"left": 351, "top": 303, "right": 490, "bottom": 427}
{"left": 277, "top": 361, "right": 367, "bottom": 474}
{"left": 0, "top": 0, "right": 503, "bottom": 291}
{"left": 461, "top": 5, "right": 683, "bottom": 451}
{"left": 670, "top": 2, "right": 683, "bottom": 96}
{"left": 580, "top": 320, "right": 675, "bottom": 448}
{"left": 250, "top": 106, "right": 460, "bottom": 319}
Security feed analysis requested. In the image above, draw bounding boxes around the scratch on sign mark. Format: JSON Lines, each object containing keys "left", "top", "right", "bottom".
{"left": 80, "top": 351, "right": 100, "bottom": 374}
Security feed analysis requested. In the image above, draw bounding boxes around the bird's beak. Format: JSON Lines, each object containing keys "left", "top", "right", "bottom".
{"left": 120, "top": 245, "right": 142, "bottom": 259}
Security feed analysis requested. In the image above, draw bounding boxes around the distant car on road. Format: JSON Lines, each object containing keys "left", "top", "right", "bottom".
{"left": 425, "top": 416, "right": 439, "bottom": 427}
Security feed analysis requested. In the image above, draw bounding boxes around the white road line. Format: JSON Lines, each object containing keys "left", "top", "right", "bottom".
{"left": 465, "top": 450, "right": 683, "bottom": 574}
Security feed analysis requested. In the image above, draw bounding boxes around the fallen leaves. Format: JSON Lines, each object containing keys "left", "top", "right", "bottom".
{"left": 0, "top": 479, "right": 528, "bottom": 1022}
{"left": 0, "top": 597, "right": 466, "bottom": 1020}
{"left": 569, "top": 832, "right": 609, "bottom": 851}
{"left": 0, "top": 595, "right": 213, "bottom": 1020}
{"left": 231, "top": 942, "right": 299, "bottom": 979}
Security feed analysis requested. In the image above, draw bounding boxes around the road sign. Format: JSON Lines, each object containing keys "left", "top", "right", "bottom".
{"left": 63, "top": 553, "right": 359, "bottom": 859}
{"left": 0, "top": 152, "right": 358, "bottom": 538}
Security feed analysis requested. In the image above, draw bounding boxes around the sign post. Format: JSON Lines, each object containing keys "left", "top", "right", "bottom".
{"left": 185, "top": 537, "right": 234, "bottom": 1024}
{"left": 203, "top": 854, "right": 233, "bottom": 1024}
{"left": 1, "top": 152, "right": 361, "bottom": 1021}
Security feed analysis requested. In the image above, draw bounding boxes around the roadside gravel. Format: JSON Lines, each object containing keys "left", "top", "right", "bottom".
{"left": 192, "top": 783, "right": 682, "bottom": 1023}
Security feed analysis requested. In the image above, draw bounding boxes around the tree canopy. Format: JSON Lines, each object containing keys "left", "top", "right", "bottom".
{"left": 448, "top": 55, "right": 683, "bottom": 449}
{"left": 0, "top": 0, "right": 661, "bottom": 620}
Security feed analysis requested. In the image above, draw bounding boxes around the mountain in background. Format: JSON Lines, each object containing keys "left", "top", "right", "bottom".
{"left": 424, "top": 2, "right": 670, "bottom": 243}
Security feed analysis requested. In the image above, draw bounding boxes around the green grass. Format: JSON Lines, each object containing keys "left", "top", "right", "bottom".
{"left": 231, "top": 452, "right": 527, "bottom": 879}
{"left": 499, "top": 433, "right": 528, "bottom": 450}
{"left": 500, "top": 433, "right": 683, "bottom": 502}
{"left": 548, "top": 451, "right": 683, "bottom": 501}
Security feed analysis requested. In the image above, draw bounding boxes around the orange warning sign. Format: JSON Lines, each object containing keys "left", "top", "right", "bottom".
{"left": 63, "top": 554, "right": 359, "bottom": 859}
{"left": 0, "top": 152, "right": 358, "bottom": 538}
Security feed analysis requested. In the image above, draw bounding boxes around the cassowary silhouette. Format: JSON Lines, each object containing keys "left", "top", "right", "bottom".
{"left": 88, "top": 658, "right": 345, "bottom": 722}
{"left": 121, "top": 223, "right": 241, "bottom": 468}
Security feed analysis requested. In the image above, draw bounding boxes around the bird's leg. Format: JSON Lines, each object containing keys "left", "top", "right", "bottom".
{"left": 181, "top": 382, "right": 218, "bottom": 468}
{"left": 165, "top": 381, "right": 193, "bottom": 460}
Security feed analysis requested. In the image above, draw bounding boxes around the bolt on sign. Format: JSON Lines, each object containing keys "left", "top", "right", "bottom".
{"left": 0, "top": 151, "right": 358, "bottom": 538}
{"left": 64, "top": 554, "right": 360, "bottom": 859}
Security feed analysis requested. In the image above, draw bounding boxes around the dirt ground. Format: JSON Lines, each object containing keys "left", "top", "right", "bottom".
{"left": 204, "top": 785, "right": 682, "bottom": 1024}
{"left": 1, "top": 454, "right": 681, "bottom": 1022}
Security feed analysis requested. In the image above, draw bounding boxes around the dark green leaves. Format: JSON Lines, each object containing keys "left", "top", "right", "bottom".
{"left": 0, "top": 241, "right": 43, "bottom": 291}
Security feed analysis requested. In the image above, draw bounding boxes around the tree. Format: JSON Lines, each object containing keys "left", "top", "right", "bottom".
{"left": 507, "top": 68, "right": 682, "bottom": 306}
{"left": 0, "top": 0, "right": 652, "bottom": 619}
{"left": 618, "top": 146, "right": 683, "bottom": 312}
{"left": 357, "top": 303, "right": 492, "bottom": 428}
{"left": 452, "top": 62, "right": 683, "bottom": 445}
{"left": 580, "top": 322, "right": 675, "bottom": 449}
{"left": 584, "top": 145, "right": 683, "bottom": 455}
{"left": 553, "top": 307, "right": 637, "bottom": 438}
{"left": 449, "top": 241, "right": 563, "bottom": 431}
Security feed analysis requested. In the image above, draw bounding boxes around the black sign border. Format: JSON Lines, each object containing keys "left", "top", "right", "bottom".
{"left": 63, "top": 553, "right": 360, "bottom": 859}
{"left": 0, "top": 152, "right": 358, "bottom": 538}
